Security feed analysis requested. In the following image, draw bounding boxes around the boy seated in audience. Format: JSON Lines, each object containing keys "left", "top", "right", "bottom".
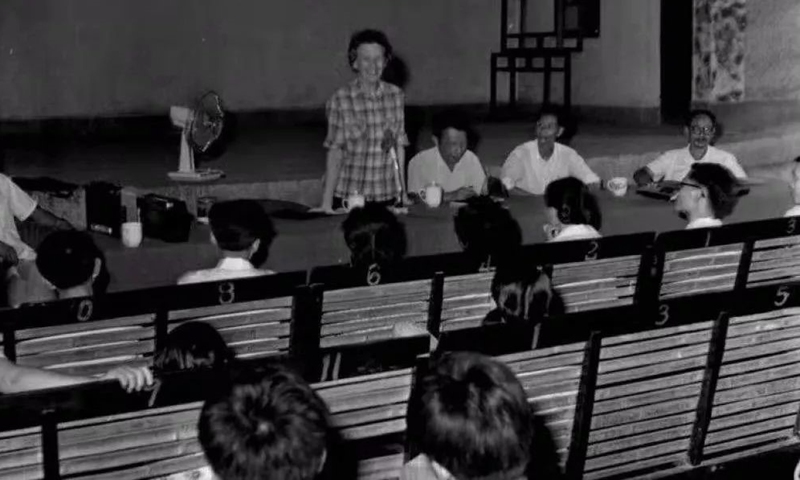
{"left": 501, "top": 105, "right": 599, "bottom": 195}
{"left": 154, "top": 321, "right": 233, "bottom": 372}
{"left": 786, "top": 156, "right": 800, "bottom": 217}
{"left": 407, "top": 110, "right": 486, "bottom": 202}
{"left": 483, "top": 262, "right": 563, "bottom": 329}
{"left": 453, "top": 196, "right": 522, "bottom": 271}
{"left": 341, "top": 203, "right": 407, "bottom": 286}
{"left": 403, "top": 351, "right": 561, "bottom": 480}
{"left": 34, "top": 230, "right": 110, "bottom": 300}
{"left": 672, "top": 163, "right": 741, "bottom": 229}
{"left": 199, "top": 365, "right": 331, "bottom": 480}
{"left": 179, "top": 200, "right": 276, "bottom": 284}
{"left": 1, "top": 173, "right": 73, "bottom": 306}
{"left": 544, "top": 177, "right": 602, "bottom": 241}
{"left": 634, "top": 109, "right": 747, "bottom": 186}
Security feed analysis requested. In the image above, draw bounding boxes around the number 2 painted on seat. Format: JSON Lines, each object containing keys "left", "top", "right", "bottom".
{"left": 585, "top": 241, "right": 599, "bottom": 261}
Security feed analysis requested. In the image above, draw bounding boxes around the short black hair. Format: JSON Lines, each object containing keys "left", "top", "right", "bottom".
{"left": 488, "top": 262, "right": 563, "bottom": 326}
{"left": 545, "top": 177, "right": 602, "bottom": 230}
{"left": 686, "top": 163, "right": 740, "bottom": 219}
{"left": 686, "top": 109, "right": 718, "bottom": 128}
{"left": 454, "top": 196, "right": 522, "bottom": 269}
{"left": 199, "top": 365, "right": 330, "bottom": 480}
{"left": 431, "top": 109, "right": 473, "bottom": 143}
{"left": 209, "top": 200, "right": 276, "bottom": 262}
{"left": 36, "top": 230, "right": 109, "bottom": 294}
{"left": 154, "top": 321, "right": 234, "bottom": 372}
{"left": 347, "top": 29, "right": 393, "bottom": 69}
{"left": 342, "top": 204, "right": 407, "bottom": 285}
{"left": 407, "top": 352, "right": 534, "bottom": 480}
{"left": 535, "top": 104, "right": 564, "bottom": 126}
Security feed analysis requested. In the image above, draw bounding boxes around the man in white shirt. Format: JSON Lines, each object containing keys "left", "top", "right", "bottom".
{"left": 672, "top": 163, "right": 741, "bottom": 230}
{"left": 407, "top": 110, "right": 486, "bottom": 203}
{"left": 178, "top": 200, "right": 275, "bottom": 284}
{"left": 785, "top": 157, "right": 800, "bottom": 217}
{"left": 634, "top": 109, "right": 747, "bottom": 186}
{"left": 501, "top": 106, "right": 599, "bottom": 195}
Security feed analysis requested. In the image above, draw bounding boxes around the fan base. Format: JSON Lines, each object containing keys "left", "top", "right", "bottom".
{"left": 167, "top": 169, "right": 225, "bottom": 183}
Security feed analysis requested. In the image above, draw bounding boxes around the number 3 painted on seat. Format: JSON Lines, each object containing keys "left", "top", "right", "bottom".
{"left": 774, "top": 285, "right": 791, "bottom": 307}
{"left": 787, "top": 218, "right": 797, "bottom": 235}
{"left": 655, "top": 304, "right": 669, "bottom": 326}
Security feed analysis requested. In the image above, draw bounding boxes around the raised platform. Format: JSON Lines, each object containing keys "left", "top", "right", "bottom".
{"left": 5, "top": 119, "right": 800, "bottom": 224}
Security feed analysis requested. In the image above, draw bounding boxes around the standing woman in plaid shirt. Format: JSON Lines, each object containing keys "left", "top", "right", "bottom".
{"left": 317, "top": 29, "right": 410, "bottom": 212}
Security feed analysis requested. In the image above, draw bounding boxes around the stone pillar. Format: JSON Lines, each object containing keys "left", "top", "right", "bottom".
{"left": 692, "top": 0, "right": 747, "bottom": 103}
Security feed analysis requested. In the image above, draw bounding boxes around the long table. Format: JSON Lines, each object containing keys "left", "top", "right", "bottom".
{"left": 95, "top": 180, "right": 790, "bottom": 292}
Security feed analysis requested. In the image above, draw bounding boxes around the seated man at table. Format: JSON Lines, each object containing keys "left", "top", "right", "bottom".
{"left": 501, "top": 105, "right": 599, "bottom": 195}
{"left": 407, "top": 110, "right": 486, "bottom": 203}
{"left": 544, "top": 177, "right": 603, "bottom": 242}
{"left": 199, "top": 365, "right": 331, "bottom": 480}
{"left": 454, "top": 196, "right": 521, "bottom": 271}
{"left": 633, "top": 109, "right": 747, "bottom": 186}
{"left": 178, "top": 200, "right": 276, "bottom": 285}
{"left": 403, "top": 352, "right": 561, "bottom": 480}
{"left": 673, "top": 163, "right": 741, "bottom": 229}
{"left": 33, "top": 230, "right": 110, "bottom": 301}
{"left": 341, "top": 203, "right": 407, "bottom": 286}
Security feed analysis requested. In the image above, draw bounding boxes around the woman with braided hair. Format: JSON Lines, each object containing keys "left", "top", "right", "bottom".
{"left": 543, "top": 176, "right": 602, "bottom": 242}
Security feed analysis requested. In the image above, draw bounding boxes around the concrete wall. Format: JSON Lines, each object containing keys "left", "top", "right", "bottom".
{"left": 0, "top": 0, "right": 661, "bottom": 120}
{"left": 519, "top": 0, "right": 661, "bottom": 109}
{"left": 746, "top": 0, "right": 800, "bottom": 101}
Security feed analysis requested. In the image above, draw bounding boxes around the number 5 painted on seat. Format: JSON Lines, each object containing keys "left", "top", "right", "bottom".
{"left": 774, "top": 285, "right": 791, "bottom": 308}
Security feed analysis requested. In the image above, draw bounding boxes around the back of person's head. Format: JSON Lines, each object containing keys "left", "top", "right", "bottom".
{"left": 342, "top": 203, "right": 407, "bottom": 285}
{"left": 407, "top": 351, "right": 534, "bottom": 480}
{"left": 199, "top": 365, "right": 330, "bottom": 480}
{"left": 209, "top": 200, "right": 276, "bottom": 265}
{"left": 489, "top": 261, "right": 562, "bottom": 326}
{"left": 454, "top": 196, "right": 522, "bottom": 269}
{"left": 347, "top": 29, "right": 393, "bottom": 68}
{"left": 154, "top": 321, "right": 233, "bottom": 372}
{"left": 686, "top": 163, "right": 740, "bottom": 219}
{"left": 545, "top": 177, "right": 602, "bottom": 230}
{"left": 36, "top": 230, "right": 109, "bottom": 295}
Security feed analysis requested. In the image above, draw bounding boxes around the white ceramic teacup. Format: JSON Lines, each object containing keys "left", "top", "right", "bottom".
{"left": 419, "top": 184, "right": 443, "bottom": 207}
{"left": 121, "top": 221, "right": 143, "bottom": 248}
{"left": 342, "top": 193, "right": 366, "bottom": 211}
{"left": 606, "top": 177, "right": 629, "bottom": 197}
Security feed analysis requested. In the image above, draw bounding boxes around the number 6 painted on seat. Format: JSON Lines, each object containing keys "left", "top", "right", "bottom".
{"left": 774, "top": 285, "right": 791, "bottom": 308}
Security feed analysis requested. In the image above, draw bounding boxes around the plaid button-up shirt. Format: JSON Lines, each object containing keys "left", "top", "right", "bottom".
{"left": 324, "top": 79, "right": 409, "bottom": 202}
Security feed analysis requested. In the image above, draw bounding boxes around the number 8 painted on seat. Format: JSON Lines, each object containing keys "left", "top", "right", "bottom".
{"left": 774, "top": 285, "right": 791, "bottom": 308}
{"left": 218, "top": 282, "right": 235, "bottom": 304}
{"left": 655, "top": 304, "right": 669, "bottom": 326}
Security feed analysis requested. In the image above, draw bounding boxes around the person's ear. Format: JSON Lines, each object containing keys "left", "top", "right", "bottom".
{"left": 683, "top": 126, "right": 691, "bottom": 138}
{"left": 249, "top": 238, "right": 261, "bottom": 256}
{"left": 432, "top": 135, "right": 439, "bottom": 147}
{"left": 210, "top": 232, "right": 218, "bottom": 246}
{"left": 557, "top": 126, "right": 565, "bottom": 138}
{"left": 317, "top": 449, "right": 327, "bottom": 474}
{"left": 91, "top": 258, "right": 102, "bottom": 281}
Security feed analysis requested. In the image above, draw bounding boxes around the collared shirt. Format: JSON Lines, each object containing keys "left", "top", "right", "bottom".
{"left": 550, "top": 224, "right": 602, "bottom": 242}
{"left": 0, "top": 174, "right": 37, "bottom": 261}
{"left": 686, "top": 217, "right": 723, "bottom": 230}
{"left": 177, "top": 257, "right": 274, "bottom": 285}
{"left": 646, "top": 145, "right": 747, "bottom": 182}
{"left": 501, "top": 141, "right": 599, "bottom": 195}
{"left": 786, "top": 205, "right": 800, "bottom": 217}
{"left": 407, "top": 147, "right": 486, "bottom": 195}
{"left": 324, "top": 79, "right": 409, "bottom": 202}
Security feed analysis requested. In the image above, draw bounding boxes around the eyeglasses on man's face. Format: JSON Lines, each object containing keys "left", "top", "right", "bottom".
{"left": 690, "top": 125, "right": 715, "bottom": 136}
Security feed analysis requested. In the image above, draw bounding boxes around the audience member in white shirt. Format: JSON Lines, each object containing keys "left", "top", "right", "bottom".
{"left": 672, "top": 163, "right": 741, "bottom": 230}
{"left": 634, "top": 109, "right": 747, "bottom": 186}
{"left": 543, "top": 177, "right": 602, "bottom": 242}
{"left": 785, "top": 157, "right": 800, "bottom": 217}
{"left": 501, "top": 105, "right": 599, "bottom": 195}
{"left": 407, "top": 110, "right": 486, "bottom": 203}
{"left": 178, "top": 200, "right": 276, "bottom": 284}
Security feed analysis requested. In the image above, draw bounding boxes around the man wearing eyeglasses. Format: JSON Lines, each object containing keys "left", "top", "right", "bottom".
{"left": 672, "top": 163, "right": 741, "bottom": 229}
{"left": 633, "top": 110, "right": 747, "bottom": 186}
